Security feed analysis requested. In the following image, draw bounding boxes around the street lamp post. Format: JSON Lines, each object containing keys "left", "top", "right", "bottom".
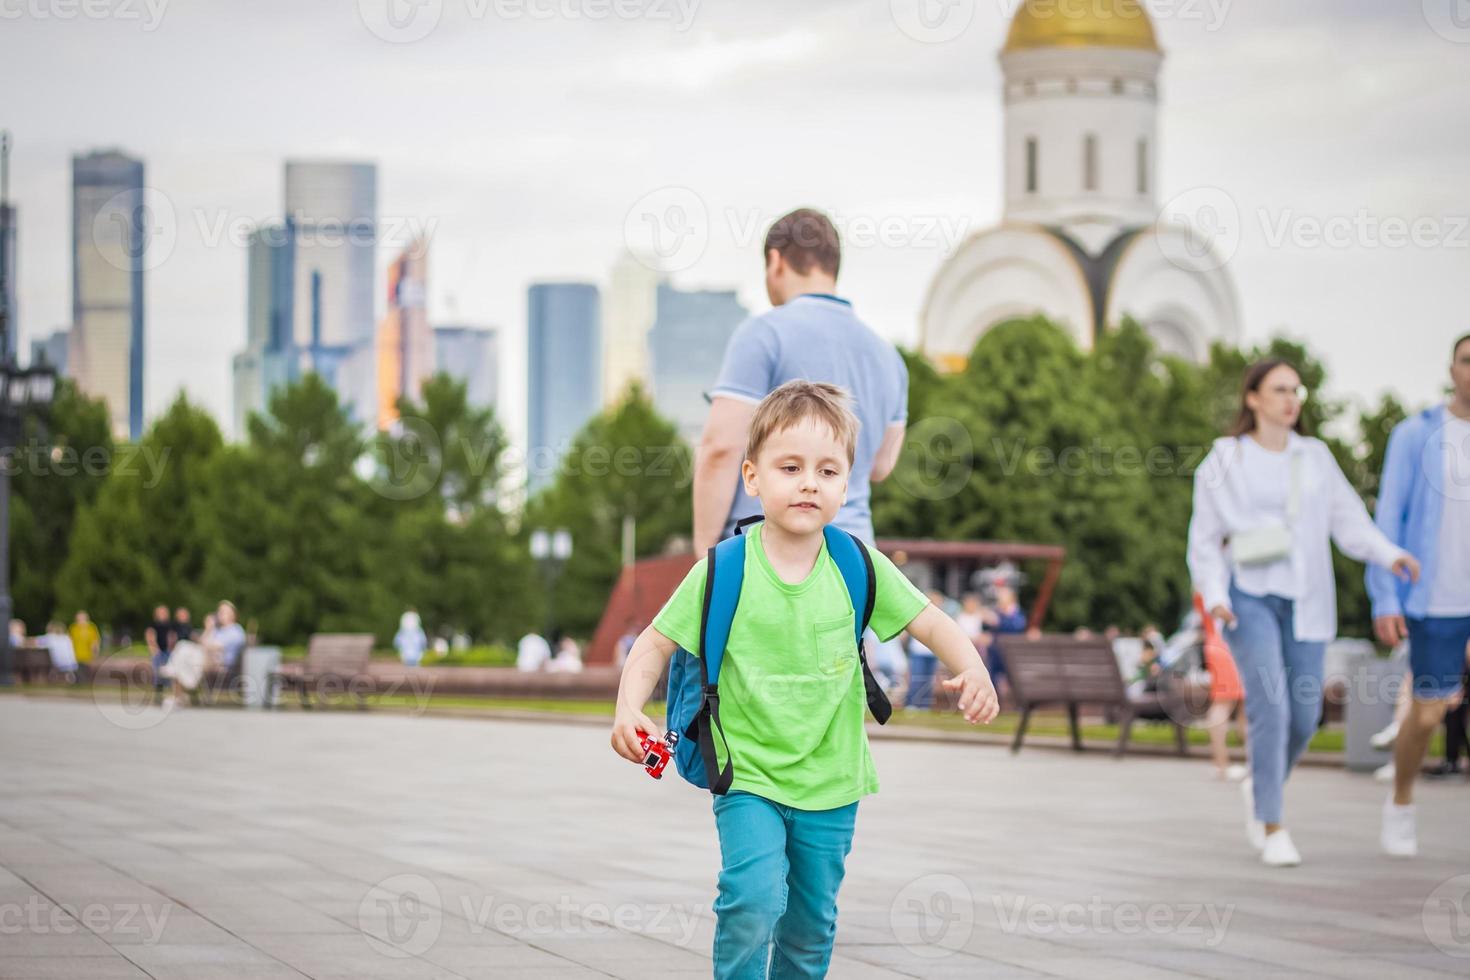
{"left": 0, "top": 131, "right": 58, "bottom": 687}
{"left": 529, "top": 527, "right": 572, "bottom": 641}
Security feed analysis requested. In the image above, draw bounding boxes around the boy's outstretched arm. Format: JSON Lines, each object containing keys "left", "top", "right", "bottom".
{"left": 904, "top": 604, "right": 1000, "bottom": 725}
{"left": 611, "top": 625, "right": 680, "bottom": 763}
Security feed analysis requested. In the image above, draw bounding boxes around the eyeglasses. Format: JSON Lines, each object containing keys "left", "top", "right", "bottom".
{"left": 1261, "top": 384, "right": 1308, "bottom": 402}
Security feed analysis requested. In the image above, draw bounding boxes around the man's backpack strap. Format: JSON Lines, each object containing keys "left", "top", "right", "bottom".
{"left": 687, "top": 534, "right": 745, "bottom": 795}
{"left": 823, "top": 527, "right": 893, "bottom": 725}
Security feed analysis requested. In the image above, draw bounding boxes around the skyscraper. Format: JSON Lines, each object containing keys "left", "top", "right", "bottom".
{"left": 376, "top": 238, "right": 431, "bottom": 430}
{"left": 602, "top": 250, "right": 659, "bottom": 407}
{"left": 30, "top": 329, "right": 70, "bottom": 377}
{"left": 1, "top": 202, "right": 16, "bottom": 364}
{"left": 285, "top": 161, "right": 377, "bottom": 424}
{"left": 648, "top": 284, "right": 747, "bottom": 441}
{"left": 433, "top": 325, "right": 498, "bottom": 411}
{"left": 72, "top": 150, "right": 145, "bottom": 440}
{"left": 233, "top": 223, "right": 294, "bottom": 438}
{"left": 527, "top": 283, "right": 600, "bottom": 492}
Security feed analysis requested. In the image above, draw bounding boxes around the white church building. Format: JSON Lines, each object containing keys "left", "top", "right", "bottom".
{"left": 920, "top": 0, "right": 1240, "bottom": 369}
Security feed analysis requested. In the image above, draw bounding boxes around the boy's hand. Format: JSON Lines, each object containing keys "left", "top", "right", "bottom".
{"left": 611, "top": 706, "right": 662, "bottom": 764}
{"left": 942, "top": 667, "right": 999, "bottom": 725}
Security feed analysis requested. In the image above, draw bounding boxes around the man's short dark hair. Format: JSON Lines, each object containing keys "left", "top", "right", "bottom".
{"left": 1455, "top": 333, "right": 1470, "bottom": 359}
{"left": 764, "top": 208, "right": 841, "bottom": 279}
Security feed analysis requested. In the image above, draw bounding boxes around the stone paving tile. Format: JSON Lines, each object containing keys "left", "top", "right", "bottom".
{"left": 2, "top": 697, "right": 1468, "bottom": 979}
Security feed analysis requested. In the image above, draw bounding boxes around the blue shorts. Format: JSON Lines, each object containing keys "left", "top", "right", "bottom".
{"left": 1407, "top": 616, "right": 1470, "bottom": 700}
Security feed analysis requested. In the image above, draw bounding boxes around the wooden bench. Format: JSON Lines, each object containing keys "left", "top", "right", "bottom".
{"left": 11, "top": 644, "right": 62, "bottom": 684}
{"left": 1000, "top": 635, "right": 1194, "bottom": 757}
{"left": 271, "top": 634, "right": 375, "bottom": 709}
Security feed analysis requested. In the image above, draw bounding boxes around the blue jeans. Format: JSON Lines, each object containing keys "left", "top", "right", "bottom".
{"left": 907, "top": 652, "right": 938, "bottom": 709}
{"left": 711, "top": 791, "right": 857, "bottom": 980}
{"left": 1226, "top": 583, "right": 1326, "bottom": 825}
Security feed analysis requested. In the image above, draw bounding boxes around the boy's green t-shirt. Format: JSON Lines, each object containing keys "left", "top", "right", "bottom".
{"left": 652, "top": 524, "right": 929, "bottom": 810}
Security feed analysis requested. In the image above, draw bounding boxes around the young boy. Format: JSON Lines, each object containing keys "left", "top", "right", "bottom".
{"left": 612, "top": 380, "right": 999, "bottom": 979}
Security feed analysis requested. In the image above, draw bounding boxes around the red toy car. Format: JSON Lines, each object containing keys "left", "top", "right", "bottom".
{"left": 636, "top": 728, "right": 680, "bottom": 780}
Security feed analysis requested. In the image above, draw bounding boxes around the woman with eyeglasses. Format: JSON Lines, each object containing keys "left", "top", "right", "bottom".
{"left": 1187, "top": 359, "right": 1420, "bottom": 867}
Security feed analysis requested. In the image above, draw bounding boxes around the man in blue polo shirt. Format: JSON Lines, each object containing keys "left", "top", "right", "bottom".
{"left": 692, "top": 208, "right": 910, "bottom": 552}
{"left": 1370, "top": 332, "right": 1470, "bottom": 859}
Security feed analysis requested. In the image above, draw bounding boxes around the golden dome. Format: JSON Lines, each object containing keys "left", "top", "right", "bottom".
{"left": 1003, "top": 0, "right": 1160, "bottom": 53}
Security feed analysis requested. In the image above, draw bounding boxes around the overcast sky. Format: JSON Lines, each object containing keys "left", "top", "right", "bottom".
{"left": 4, "top": 0, "right": 1468, "bottom": 448}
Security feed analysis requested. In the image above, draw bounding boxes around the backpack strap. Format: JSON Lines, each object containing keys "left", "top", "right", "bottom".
{"left": 686, "top": 533, "right": 745, "bottom": 795}
{"left": 823, "top": 526, "right": 893, "bottom": 725}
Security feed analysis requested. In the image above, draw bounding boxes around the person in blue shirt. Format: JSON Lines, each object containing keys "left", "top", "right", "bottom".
{"left": 1369, "top": 333, "right": 1470, "bottom": 859}
{"left": 692, "top": 208, "right": 909, "bottom": 552}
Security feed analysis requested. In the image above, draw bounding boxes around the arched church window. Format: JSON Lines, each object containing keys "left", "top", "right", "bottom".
{"left": 1026, "top": 138, "right": 1039, "bottom": 194}
{"left": 1137, "top": 138, "right": 1149, "bottom": 195}
{"left": 1084, "top": 134, "right": 1098, "bottom": 191}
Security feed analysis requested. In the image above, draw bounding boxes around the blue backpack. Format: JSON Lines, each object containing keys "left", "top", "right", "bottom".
{"left": 665, "top": 517, "right": 894, "bottom": 795}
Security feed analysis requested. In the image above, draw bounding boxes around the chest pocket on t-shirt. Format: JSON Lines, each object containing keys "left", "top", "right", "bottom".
{"left": 814, "top": 617, "right": 857, "bottom": 677}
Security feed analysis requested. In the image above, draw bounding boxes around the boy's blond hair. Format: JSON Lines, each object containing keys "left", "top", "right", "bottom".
{"left": 745, "top": 380, "right": 860, "bottom": 467}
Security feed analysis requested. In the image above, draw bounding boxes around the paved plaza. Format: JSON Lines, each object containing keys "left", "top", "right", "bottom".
{"left": 0, "top": 696, "right": 1466, "bottom": 979}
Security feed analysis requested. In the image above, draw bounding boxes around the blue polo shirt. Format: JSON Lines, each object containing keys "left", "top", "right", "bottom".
{"left": 711, "top": 294, "right": 909, "bottom": 544}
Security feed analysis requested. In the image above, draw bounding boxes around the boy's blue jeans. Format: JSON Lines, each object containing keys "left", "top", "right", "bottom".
{"left": 711, "top": 790, "right": 857, "bottom": 980}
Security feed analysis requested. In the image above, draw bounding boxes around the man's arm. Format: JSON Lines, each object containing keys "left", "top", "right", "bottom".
{"left": 870, "top": 421, "right": 905, "bottom": 483}
{"left": 693, "top": 396, "right": 757, "bottom": 553}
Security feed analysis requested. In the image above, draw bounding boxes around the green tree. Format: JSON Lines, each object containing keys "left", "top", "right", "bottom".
{"left": 195, "top": 374, "right": 393, "bottom": 643}
{"left": 9, "top": 380, "right": 113, "bottom": 628}
{"left": 54, "top": 394, "right": 222, "bottom": 634}
{"left": 368, "top": 374, "right": 540, "bottom": 644}
{"left": 527, "top": 385, "right": 691, "bottom": 637}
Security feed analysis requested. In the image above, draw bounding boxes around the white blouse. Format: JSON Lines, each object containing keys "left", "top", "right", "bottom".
{"left": 1188, "top": 433, "right": 1406, "bottom": 643}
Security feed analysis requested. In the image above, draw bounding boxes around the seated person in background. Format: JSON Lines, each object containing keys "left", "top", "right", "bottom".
{"left": 42, "top": 622, "right": 79, "bottom": 684}
{"left": 516, "top": 632, "right": 552, "bottom": 672}
{"left": 547, "top": 635, "right": 584, "bottom": 674}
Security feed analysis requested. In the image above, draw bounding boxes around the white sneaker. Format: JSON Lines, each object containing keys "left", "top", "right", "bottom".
{"left": 1381, "top": 796, "right": 1417, "bottom": 858}
{"left": 1241, "top": 777, "right": 1265, "bottom": 850}
{"left": 1261, "top": 829, "right": 1301, "bottom": 867}
{"left": 1369, "top": 721, "right": 1400, "bottom": 751}
{"left": 1373, "top": 761, "right": 1395, "bottom": 782}
{"left": 161, "top": 695, "right": 177, "bottom": 711}
{"left": 1225, "top": 763, "right": 1248, "bottom": 782}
